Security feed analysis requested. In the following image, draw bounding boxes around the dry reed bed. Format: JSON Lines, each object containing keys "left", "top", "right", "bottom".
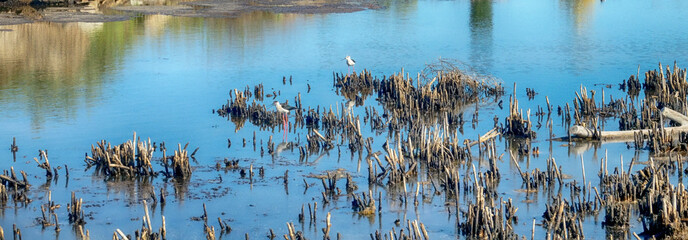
{"left": 0, "top": 166, "right": 30, "bottom": 206}
{"left": 84, "top": 132, "right": 193, "bottom": 179}
{"left": 596, "top": 154, "right": 688, "bottom": 238}
{"left": 568, "top": 62, "right": 688, "bottom": 155}
{"left": 334, "top": 64, "right": 504, "bottom": 131}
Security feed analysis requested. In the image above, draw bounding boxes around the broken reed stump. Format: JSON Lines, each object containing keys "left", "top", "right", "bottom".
{"left": 33, "top": 150, "right": 53, "bottom": 179}
{"left": 541, "top": 193, "right": 585, "bottom": 239}
{"left": 643, "top": 62, "right": 688, "bottom": 113}
{"left": 620, "top": 69, "right": 642, "bottom": 97}
{"left": 510, "top": 154, "right": 563, "bottom": 191}
{"left": 345, "top": 173, "right": 357, "bottom": 193}
{"left": 68, "top": 191, "right": 86, "bottom": 225}
{"left": 12, "top": 224, "right": 21, "bottom": 240}
{"left": 284, "top": 222, "right": 306, "bottom": 240}
{"left": 0, "top": 184, "right": 8, "bottom": 206}
{"left": 603, "top": 202, "right": 630, "bottom": 230}
{"left": 376, "top": 140, "right": 419, "bottom": 187}
{"left": 459, "top": 197, "right": 519, "bottom": 239}
{"left": 370, "top": 219, "right": 429, "bottom": 240}
{"left": 503, "top": 84, "right": 535, "bottom": 139}
{"left": 37, "top": 191, "right": 60, "bottom": 231}
{"left": 10, "top": 137, "right": 18, "bottom": 153}
{"left": 113, "top": 200, "right": 166, "bottom": 240}
{"left": 352, "top": 190, "right": 376, "bottom": 215}
{"left": 0, "top": 168, "right": 29, "bottom": 189}
{"left": 171, "top": 143, "right": 192, "bottom": 179}
{"left": 0, "top": 167, "right": 30, "bottom": 205}
{"left": 10, "top": 137, "right": 18, "bottom": 161}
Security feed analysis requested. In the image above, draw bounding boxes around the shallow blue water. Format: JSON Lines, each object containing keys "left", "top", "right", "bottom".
{"left": 1, "top": 0, "right": 688, "bottom": 238}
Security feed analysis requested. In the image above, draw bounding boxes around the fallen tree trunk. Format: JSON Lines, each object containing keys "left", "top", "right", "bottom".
{"left": 568, "top": 108, "right": 688, "bottom": 141}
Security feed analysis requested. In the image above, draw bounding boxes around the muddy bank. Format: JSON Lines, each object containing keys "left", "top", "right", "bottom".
{"left": 0, "top": 0, "right": 374, "bottom": 25}
{"left": 112, "top": 0, "right": 372, "bottom": 16}
{"left": 0, "top": 2, "right": 130, "bottom": 25}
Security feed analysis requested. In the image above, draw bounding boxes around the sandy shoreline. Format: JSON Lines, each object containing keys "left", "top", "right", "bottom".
{"left": 0, "top": 0, "right": 373, "bottom": 25}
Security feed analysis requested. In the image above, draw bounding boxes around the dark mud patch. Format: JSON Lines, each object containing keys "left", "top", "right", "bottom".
{"left": 109, "top": 4, "right": 207, "bottom": 17}
{"left": 39, "top": 7, "right": 130, "bottom": 22}
{"left": 0, "top": 3, "right": 131, "bottom": 25}
{"left": 0, "top": 12, "right": 32, "bottom": 25}
{"left": 112, "top": 0, "right": 370, "bottom": 17}
{"left": 305, "top": 168, "right": 352, "bottom": 179}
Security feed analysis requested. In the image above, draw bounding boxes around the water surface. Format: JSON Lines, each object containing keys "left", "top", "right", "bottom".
{"left": 1, "top": 0, "right": 688, "bottom": 238}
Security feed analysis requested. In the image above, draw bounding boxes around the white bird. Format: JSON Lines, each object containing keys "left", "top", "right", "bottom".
{"left": 345, "top": 99, "right": 355, "bottom": 113}
{"left": 273, "top": 101, "right": 298, "bottom": 123}
{"left": 345, "top": 56, "right": 356, "bottom": 74}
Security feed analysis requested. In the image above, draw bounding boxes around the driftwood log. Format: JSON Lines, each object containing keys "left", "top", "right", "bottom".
{"left": 568, "top": 108, "right": 688, "bottom": 141}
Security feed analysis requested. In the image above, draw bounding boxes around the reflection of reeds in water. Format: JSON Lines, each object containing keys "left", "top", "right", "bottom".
{"left": 0, "top": 20, "right": 138, "bottom": 129}
{"left": 1, "top": 11, "right": 308, "bottom": 130}
{"left": 135, "top": 11, "right": 304, "bottom": 51}
{"left": 559, "top": 0, "right": 597, "bottom": 31}
{"left": 0, "top": 22, "right": 92, "bottom": 82}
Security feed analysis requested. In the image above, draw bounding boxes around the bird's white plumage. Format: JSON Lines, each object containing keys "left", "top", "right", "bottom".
{"left": 345, "top": 56, "right": 355, "bottom": 67}
{"left": 273, "top": 101, "right": 291, "bottom": 114}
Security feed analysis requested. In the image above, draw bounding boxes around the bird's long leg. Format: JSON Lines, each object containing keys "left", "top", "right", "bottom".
{"left": 285, "top": 114, "right": 288, "bottom": 140}
{"left": 283, "top": 113, "right": 288, "bottom": 140}
{"left": 284, "top": 113, "right": 287, "bottom": 131}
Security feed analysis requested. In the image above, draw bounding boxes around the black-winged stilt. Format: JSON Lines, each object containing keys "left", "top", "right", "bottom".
{"left": 345, "top": 56, "right": 356, "bottom": 74}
